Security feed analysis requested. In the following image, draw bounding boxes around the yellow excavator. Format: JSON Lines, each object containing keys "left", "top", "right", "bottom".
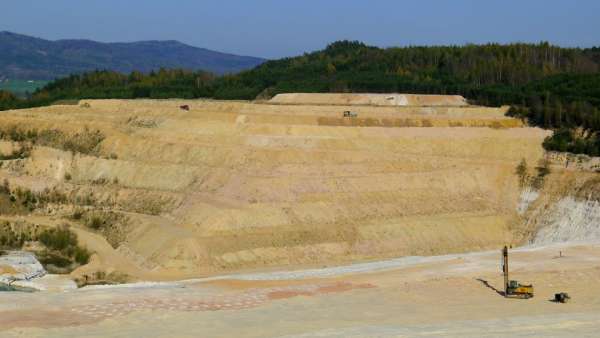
{"left": 502, "top": 246, "right": 534, "bottom": 299}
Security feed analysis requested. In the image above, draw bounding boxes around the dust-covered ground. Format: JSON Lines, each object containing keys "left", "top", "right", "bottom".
{"left": 1, "top": 243, "right": 599, "bottom": 337}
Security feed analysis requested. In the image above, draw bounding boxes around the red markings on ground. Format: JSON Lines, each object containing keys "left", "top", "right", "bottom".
{"left": 68, "top": 281, "right": 376, "bottom": 321}
{"left": 267, "top": 290, "right": 313, "bottom": 300}
{"left": 267, "top": 281, "right": 376, "bottom": 300}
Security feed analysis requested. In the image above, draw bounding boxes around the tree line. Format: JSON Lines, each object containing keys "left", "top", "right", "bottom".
{"left": 1, "top": 41, "right": 600, "bottom": 154}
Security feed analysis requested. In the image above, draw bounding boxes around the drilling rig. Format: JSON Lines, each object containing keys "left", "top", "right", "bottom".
{"left": 502, "top": 246, "right": 534, "bottom": 299}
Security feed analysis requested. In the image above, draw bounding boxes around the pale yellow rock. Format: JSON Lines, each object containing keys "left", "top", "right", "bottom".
{"left": 0, "top": 97, "right": 550, "bottom": 280}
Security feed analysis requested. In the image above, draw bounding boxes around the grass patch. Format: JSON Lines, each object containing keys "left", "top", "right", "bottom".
{"left": 127, "top": 116, "right": 158, "bottom": 128}
{"left": 0, "top": 180, "right": 31, "bottom": 215}
{"left": 71, "top": 209, "right": 129, "bottom": 248}
{"left": 0, "top": 125, "right": 105, "bottom": 155}
{"left": 0, "top": 180, "right": 84, "bottom": 215}
{"left": 0, "top": 143, "right": 32, "bottom": 161}
{"left": 0, "top": 223, "right": 32, "bottom": 248}
{"left": 11, "top": 186, "right": 69, "bottom": 211}
{"left": 121, "top": 195, "right": 172, "bottom": 216}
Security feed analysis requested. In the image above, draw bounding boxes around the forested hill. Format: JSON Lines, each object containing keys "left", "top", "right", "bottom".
{"left": 0, "top": 31, "right": 265, "bottom": 80}
{"left": 14, "top": 41, "right": 600, "bottom": 102}
{"left": 2, "top": 41, "right": 600, "bottom": 155}
{"left": 224, "top": 41, "right": 600, "bottom": 104}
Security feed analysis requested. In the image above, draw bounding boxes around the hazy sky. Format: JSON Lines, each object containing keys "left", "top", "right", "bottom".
{"left": 2, "top": 0, "right": 599, "bottom": 59}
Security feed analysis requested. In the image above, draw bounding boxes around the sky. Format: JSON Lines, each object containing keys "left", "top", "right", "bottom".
{"left": 2, "top": 0, "right": 599, "bottom": 59}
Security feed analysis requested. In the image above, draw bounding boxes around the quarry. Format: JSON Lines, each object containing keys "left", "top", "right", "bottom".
{"left": 1, "top": 93, "right": 600, "bottom": 336}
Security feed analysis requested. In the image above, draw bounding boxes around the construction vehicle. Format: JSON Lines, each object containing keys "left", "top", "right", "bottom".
{"left": 502, "top": 246, "right": 534, "bottom": 299}
{"left": 555, "top": 292, "right": 570, "bottom": 303}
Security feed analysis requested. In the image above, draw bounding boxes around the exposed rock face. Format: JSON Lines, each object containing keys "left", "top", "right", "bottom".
{"left": 0, "top": 251, "right": 77, "bottom": 290}
{"left": 0, "top": 98, "right": 550, "bottom": 280}
{"left": 513, "top": 160, "right": 600, "bottom": 246}
{"left": 517, "top": 188, "right": 540, "bottom": 215}
{"left": 532, "top": 197, "right": 600, "bottom": 244}
{"left": 0, "top": 251, "right": 45, "bottom": 283}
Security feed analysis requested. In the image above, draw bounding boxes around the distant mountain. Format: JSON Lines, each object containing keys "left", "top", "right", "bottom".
{"left": 0, "top": 31, "right": 266, "bottom": 80}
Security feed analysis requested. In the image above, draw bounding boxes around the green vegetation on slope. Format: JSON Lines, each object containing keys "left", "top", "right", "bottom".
{"left": 0, "top": 180, "right": 91, "bottom": 273}
{"left": 0, "top": 220, "right": 90, "bottom": 273}
{"left": 0, "top": 124, "right": 105, "bottom": 155}
{"left": 0, "top": 90, "right": 19, "bottom": 110}
{"left": 37, "top": 225, "right": 91, "bottom": 268}
{"left": 1, "top": 41, "right": 600, "bottom": 154}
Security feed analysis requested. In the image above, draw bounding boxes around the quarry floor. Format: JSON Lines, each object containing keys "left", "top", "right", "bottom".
{"left": 1, "top": 242, "right": 600, "bottom": 337}
{"left": 1, "top": 97, "right": 597, "bottom": 336}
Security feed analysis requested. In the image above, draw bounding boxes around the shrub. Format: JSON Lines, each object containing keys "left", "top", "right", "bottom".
{"left": 72, "top": 208, "right": 84, "bottom": 220}
{"left": 38, "top": 226, "right": 77, "bottom": 251}
{"left": 87, "top": 215, "right": 105, "bottom": 229}
{"left": 62, "top": 127, "right": 105, "bottom": 154}
{"left": 37, "top": 251, "right": 73, "bottom": 268}
{"left": 532, "top": 159, "right": 551, "bottom": 189}
{"left": 515, "top": 159, "right": 528, "bottom": 187}
{"left": 74, "top": 246, "right": 91, "bottom": 265}
{"left": 75, "top": 210, "right": 128, "bottom": 248}
{"left": 543, "top": 128, "right": 572, "bottom": 153}
{"left": 0, "top": 179, "right": 9, "bottom": 194}
{"left": 36, "top": 225, "right": 91, "bottom": 270}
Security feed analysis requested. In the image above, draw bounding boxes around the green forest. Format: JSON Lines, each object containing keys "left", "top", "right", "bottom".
{"left": 2, "top": 41, "right": 600, "bottom": 155}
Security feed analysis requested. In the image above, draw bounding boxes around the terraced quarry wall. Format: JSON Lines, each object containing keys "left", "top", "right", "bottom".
{"left": 0, "top": 98, "right": 550, "bottom": 280}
